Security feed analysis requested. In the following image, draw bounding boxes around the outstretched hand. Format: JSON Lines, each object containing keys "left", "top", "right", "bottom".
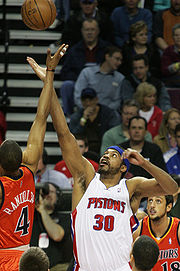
{"left": 27, "top": 57, "right": 46, "bottom": 81}
{"left": 46, "top": 43, "right": 68, "bottom": 70}
{"left": 122, "top": 148, "right": 145, "bottom": 166}
{"left": 26, "top": 44, "right": 68, "bottom": 81}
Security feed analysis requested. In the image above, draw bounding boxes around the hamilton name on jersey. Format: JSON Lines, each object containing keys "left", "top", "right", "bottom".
{"left": 3, "top": 190, "right": 35, "bottom": 215}
{"left": 159, "top": 248, "right": 179, "bottom": 260}
{"left": 87, "top": 197, "right": 126, "bottom": 213}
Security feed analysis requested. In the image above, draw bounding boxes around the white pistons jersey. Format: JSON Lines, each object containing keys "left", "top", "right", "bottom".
{"left": 71, "top": 173, "right": 138, "bottom": 271}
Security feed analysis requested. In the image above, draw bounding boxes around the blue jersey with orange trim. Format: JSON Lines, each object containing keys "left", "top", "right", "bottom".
{"left": 140, "top": 216, "right": 180, "bottom": 271}
{"left": 0, "top": 165, "right": 35, "bottom": 248}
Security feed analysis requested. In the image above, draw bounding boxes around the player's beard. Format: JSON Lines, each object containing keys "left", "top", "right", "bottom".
{"left": 149, "top": 210, "right": 166, "bottom": 222}
{"left": 98, "top": 162, "right": 122, "bottom": 178}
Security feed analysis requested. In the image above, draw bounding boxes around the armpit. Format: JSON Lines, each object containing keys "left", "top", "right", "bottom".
{"left": 77, "top": 174, "right": 87, "bottom": 193}
{"left": 130, "top": 192, "right": 142, "bottom": 214}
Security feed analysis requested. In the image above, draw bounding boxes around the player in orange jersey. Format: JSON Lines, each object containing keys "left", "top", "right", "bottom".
{"left": 0, "top": 44, "right": 68, "bottom": 271}
{"left": 133, "top": 195, "right": 180, "bottom": 271}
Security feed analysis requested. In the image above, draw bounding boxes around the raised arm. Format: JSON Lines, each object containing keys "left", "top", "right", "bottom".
{"left": 27, "top": 53, "right": 95, "bottom": 210}
{"left": 23, "top": 45, "right": 67, "bottom": 174}
{"left": 124, "top": 148, "right": 178, "bottom": 199}
{"left": 50, "top": 88, "right": 94, "bottom": 177}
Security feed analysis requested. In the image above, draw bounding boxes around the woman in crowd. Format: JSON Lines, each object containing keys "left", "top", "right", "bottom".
{"left": 120, "top": 20, "right": 161, "bottom": 77}
{"left": 153, "top": 108, "right": 180, "bottom": 153}
{"left": 134, "top": 82, "right": 163, "bottom": 138}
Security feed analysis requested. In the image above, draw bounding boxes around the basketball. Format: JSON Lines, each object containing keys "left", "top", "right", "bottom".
{"left": 21, "top": 0, "right": 57, "bottom": 30}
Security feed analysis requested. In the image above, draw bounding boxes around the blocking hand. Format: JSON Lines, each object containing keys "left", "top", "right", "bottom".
{"left": 46, "top": 43, "right": 68, "bottom": 70}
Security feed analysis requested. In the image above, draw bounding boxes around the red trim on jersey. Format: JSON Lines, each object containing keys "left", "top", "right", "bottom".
{"left": 71, "top": 208, "right": 80, "bottom": 271}
{"left": 129, "top": 261, "right": 132, "bottom": 270}
{"left": 130, "top": 215, "right": 139, "bottom": 233}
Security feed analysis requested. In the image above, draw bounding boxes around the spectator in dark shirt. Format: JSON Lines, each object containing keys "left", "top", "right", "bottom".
{"left": 121, "top": 116, "right": 167, "bottom": 179}
{"left": 69, "top": 88, "right": 120, "bottom": 155}
{"left": 121, "top": 20, "right": 161, "bottom": 77}
{"left": 61, "top": 0, "right": 114, "bottom": 47}
{"left": 59, "top": 18, "right": 110, "bottom": 116}
{"left": 111, "top": 0, "right": 152, "bottom": 48}
{"left": 120, "top": 54, "right": 171, "bottom": 112}
{"left": 30, "top": 182, "right": 72, "bottom": 270}
{"left": 74, "top": 45, "right": 124, "bottom": 112}
{"left": 161, "top": 23, "right": 180, "bottom": 87}
{"left": 121, "top": 115, "right": 167, "bottom": 211}
{"left": 153, "top": 0, "right": 180, "bottom": 52}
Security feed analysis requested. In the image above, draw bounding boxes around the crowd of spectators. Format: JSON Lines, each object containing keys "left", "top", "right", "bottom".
{"left": 48, "top": 0, "right": 180, "bottom": 160}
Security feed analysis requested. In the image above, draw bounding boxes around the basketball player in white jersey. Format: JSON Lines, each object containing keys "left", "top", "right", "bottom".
{"left": 27, "top": 54, "right": 178, "bottom": 271}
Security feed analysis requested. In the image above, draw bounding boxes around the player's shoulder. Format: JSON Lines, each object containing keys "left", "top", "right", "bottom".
{"left": 81, "top": 64, "right": 99, "bottom": 73}
{"left": 172, "top": 216, "right": 180, "bottom": 224}
{"left": 126, "top": 176, "right": 148, "bottom": 197}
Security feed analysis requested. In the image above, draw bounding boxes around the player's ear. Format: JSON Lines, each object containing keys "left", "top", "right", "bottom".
{"left": 166, "top": 202, "right": 173, "bottom": 213}
{"left": 0, "top": 164, "right": 5, "bottom": 176}
{"left": 120, "top": 164, "right": 127, "bottom": 173}
{"left": 130, "top": 253, "right": 134, "bottom": 268}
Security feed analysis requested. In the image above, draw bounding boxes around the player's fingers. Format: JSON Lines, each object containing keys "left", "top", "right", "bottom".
{"left": 27, "top": 56, "right": 34, "bottom": 61}
{"left": 57, "top": 44, "right": 68, "bottom": 58}
{"left": 58, "top": 43, "right": 66, "bottom": 51}
{"left": 26, "top": 57, "right": 33, "bottom": 65}
{"left": 46, "top": 48, "right": 52, "bottom": 62}
{"left": 27, "top": 61, "right": 35, "bottom": 71}
{"left": 54, "top": 44, "right": 65, "bottom": 58}
{"left": 27, "top": 57, "right": 36, "bottom": 67}
{"left": 122, "top": 149, "right": 131, "bottom": 159}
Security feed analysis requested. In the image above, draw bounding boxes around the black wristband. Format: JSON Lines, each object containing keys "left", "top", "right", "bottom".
{"left": 46, "top": 68, "right": 55, "bottom": 72}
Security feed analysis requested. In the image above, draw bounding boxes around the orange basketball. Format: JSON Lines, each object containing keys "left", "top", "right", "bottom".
{"left": 21, "top": 0, "right": 57, "bottom": 30}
